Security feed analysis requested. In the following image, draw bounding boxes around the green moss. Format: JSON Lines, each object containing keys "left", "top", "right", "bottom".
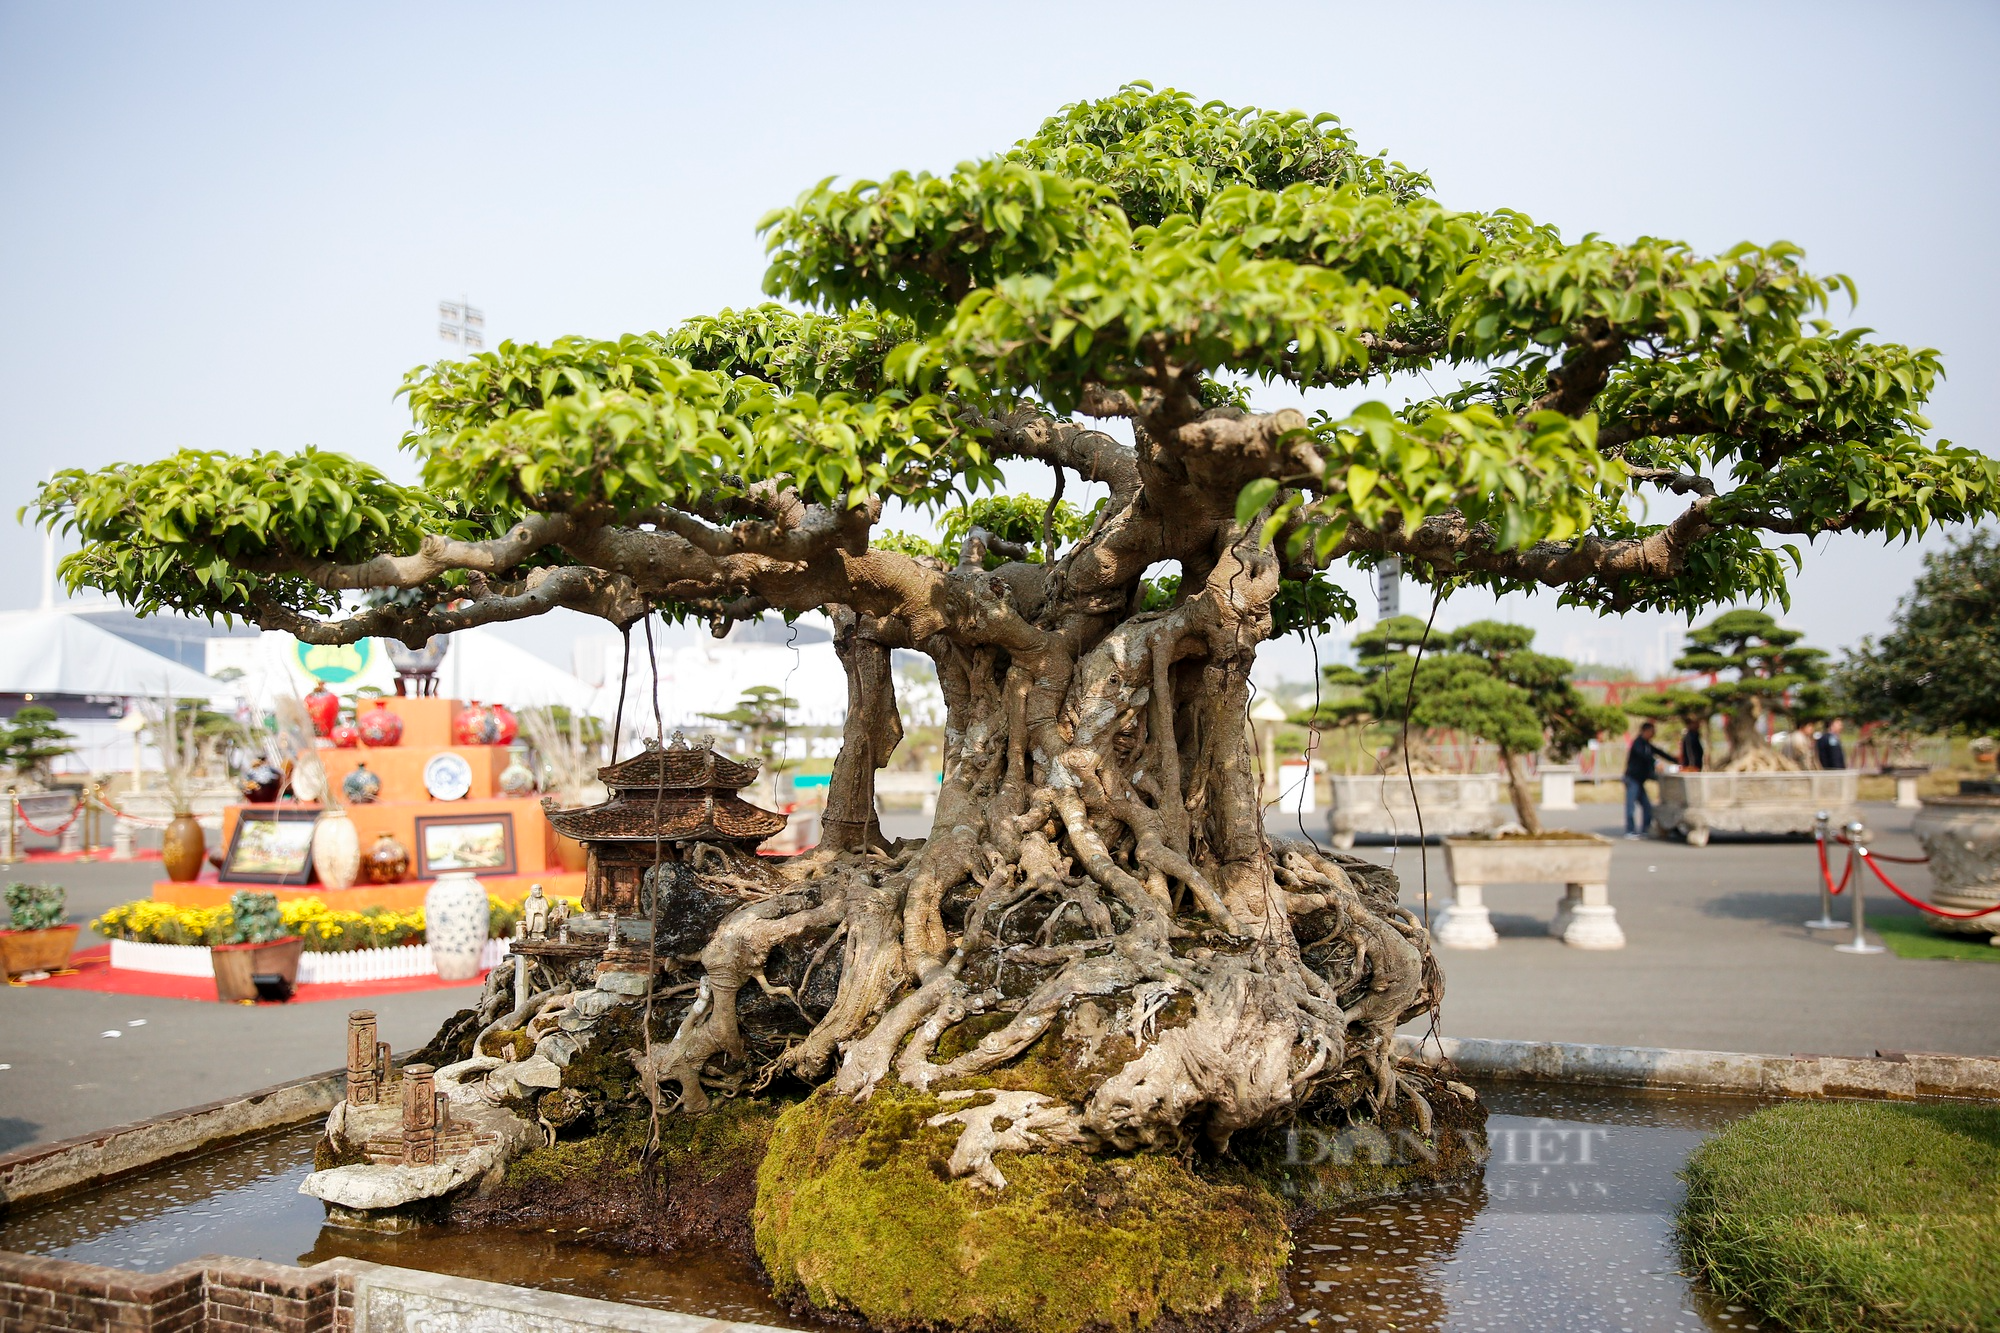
{"left": 755, "top": 1086, "right": 1289, "bottom": 1333}
{"left": 479, "top": 1027, "right": 533, "bottom": 1061}
{"left": 505, "top": 1115, "right": 654, "bottom": 1191}
{"left": 1679, "top": 1100, "right": 2000, "bottom": 1332}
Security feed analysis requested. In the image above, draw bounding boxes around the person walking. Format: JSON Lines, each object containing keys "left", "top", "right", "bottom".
{"left": 1816, "top": 718, "right": 1847, "bottom": 770}
{"left": 1624, "top": 721, "right": 1677, "bottom": 839}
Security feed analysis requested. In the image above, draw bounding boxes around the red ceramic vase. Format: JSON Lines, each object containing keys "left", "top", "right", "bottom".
{"left": 490, "top": 703, "right": 519, "bottom": 747}
{"left": 330, "top": 721, "right": 360, "bottom": 749}
{"left": 357, "top": 699, "right": 404, "bottom": 747}
{"left": 453, "top": 701, "right": 501, "bottom": 746}
{"left": 303, "top": 684, "right": 339, "bottom": 738}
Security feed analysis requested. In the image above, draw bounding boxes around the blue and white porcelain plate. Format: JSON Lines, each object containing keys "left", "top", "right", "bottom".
{"left": 422, "top": 751, "right": 474, "bottom": 802}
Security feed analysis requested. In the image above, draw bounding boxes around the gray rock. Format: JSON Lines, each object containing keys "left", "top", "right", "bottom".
{"left": 596, "top": 970, "right": 651, "bottom": 996}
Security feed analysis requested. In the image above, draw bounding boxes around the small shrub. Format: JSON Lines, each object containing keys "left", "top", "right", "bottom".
{"left": 223, "top": 891, "right": 284, "bottom": 944}
{"left": 5, "top": 882, "right": 65, "bottom": 931}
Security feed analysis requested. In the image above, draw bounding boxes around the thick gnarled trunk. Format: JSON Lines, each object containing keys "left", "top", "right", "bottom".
{"left": 627, "top": 536, "right": 1443, "bottom": 1159}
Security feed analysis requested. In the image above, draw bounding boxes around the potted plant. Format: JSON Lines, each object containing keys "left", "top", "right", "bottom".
{"left": 1633, "top": 610, "right": 1858, "bottom": 845}
{"left": 1388, "top": 622, "right": 1630, "bottom": 949}
{"left": 1, "top": 881, "right": 75, "bottom": 977}
{"left": 210, "top": 890, "right": 304, "bottom": 1002}
{"left": 1314, "top": 616, "right": 1514, "bottom": 847}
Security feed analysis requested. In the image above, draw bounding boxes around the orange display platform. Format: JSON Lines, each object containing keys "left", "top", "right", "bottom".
{"left": 150, "top": 869, "right": 584, "bottom": 911}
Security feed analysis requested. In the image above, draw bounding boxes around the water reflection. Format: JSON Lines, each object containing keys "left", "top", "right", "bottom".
{"left": 0, "top": 1084, "right": 1778, "bottom": 1332}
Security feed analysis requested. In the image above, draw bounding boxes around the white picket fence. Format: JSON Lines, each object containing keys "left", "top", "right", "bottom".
{"left": 109, "top": 936, "right": 510, "bottom": 984}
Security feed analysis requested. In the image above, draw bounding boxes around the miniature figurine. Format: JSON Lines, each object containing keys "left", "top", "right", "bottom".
{"left": 521, "top": 883, "right": 549, "bottom": 939}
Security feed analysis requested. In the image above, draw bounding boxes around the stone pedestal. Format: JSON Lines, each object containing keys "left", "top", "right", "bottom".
{"left": 1434, "top": 883, "right": 1499, "bottom": 949}
{"left": 1441, "top": 834, "right": 1621, "bottom": 949}
{"left": 110, "top": 818, "right": 136, "bottom": 861}
{"left": 1890, "top": 770, "right": 1926, "bottom": 810}
{"left": 1539, "top": 765, "right": 1579, "bottom": 811}
{"left": 1549, "top": 882, "right": 1626, "bottom": 949}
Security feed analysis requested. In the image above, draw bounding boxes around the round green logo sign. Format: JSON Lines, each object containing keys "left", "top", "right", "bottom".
{"left": 294, "top": 639, "right": 373, "bottom": 684}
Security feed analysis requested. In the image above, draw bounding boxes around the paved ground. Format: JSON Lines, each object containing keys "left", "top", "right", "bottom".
{"left": 2, "top": 800, "right": 1994, "bottom": 1154}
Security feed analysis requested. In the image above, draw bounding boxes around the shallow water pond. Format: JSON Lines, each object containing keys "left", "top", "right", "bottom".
{"left": 0, "top": 1083, "right": 1771, "bottom": 1331}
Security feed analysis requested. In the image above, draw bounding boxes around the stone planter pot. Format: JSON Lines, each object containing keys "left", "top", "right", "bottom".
{"left": 1325, "top": 773, "right": 1508, "bottom": 849}
{"left": 1655, "top": 770, "right": 1860, "bottom": 846}
{"left": 425, "top": 872, "right": 490, "bottom": 980}
{"left": 211, "top": 936, "right": 304, "bottom": 1003}
{"left": 1439, "top": 834, "right": 1622, "bottom": 949}
{"left": 1912, "top": 792, "right": 2000, "bottom": 937}
{"left": 0, "top": 923, "right": 79, "bottom": 976}
{"left": 161, "top": 813, "right": 207, "bottom": 882}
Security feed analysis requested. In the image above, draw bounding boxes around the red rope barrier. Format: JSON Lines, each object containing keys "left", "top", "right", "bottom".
{"left": 1860, "top": 852, "right": 2000, "bottom": 920}
{"left": 12, "top": 800, "right": 82, "bottom": 837}
{"left": 1833, "top": 834, "right": 1928, "bottom": 865}
{"left": 1815, "top": 836, "right": 1852, "bottom": 895}
{"left": 87, "top": 792, "right": 173, "bottom": 829}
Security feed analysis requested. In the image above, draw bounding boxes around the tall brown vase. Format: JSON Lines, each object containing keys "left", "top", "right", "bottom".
{"left": 162, "top": 814, "right": 206, "bottom": 882}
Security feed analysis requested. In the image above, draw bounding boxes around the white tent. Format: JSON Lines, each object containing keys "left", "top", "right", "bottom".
{"left": 0, "top": 610, "right": 229, "bottom": 700}
{"left": 0, "top": 610, "right": 234, "bottom": 774}
{"left": 207, "top": 629, "right": 611, "bottom": 717}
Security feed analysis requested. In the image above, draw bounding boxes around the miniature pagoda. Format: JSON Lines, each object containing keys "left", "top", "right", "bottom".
{"left": 544, "top": 732, "right": 787, "bottom": 914}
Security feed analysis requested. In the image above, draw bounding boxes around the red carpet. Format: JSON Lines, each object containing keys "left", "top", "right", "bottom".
{"left": 11, "top": 945, "right": 488, "bottom": 1004}
{"left": 13, "top": 848, "right": 162, "bottom": 863}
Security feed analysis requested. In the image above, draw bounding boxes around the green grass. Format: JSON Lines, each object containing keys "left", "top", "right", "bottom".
{"left": 1679, "top": 1101, "right": 2000, "bottom": 1332}
{"left": 1872, "top": 914, "right": 2000, "bottom": 963}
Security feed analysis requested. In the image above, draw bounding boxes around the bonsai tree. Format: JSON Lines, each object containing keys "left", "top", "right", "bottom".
{"left": 1360, "top": 621, "right": 1626, "bottom": 833}
{"left": 698, "top": 683, "right": 801, "bottom": 772}
{"left": 26, "top": 85, "right": 2000, "bottom": 1330}
{"left": 1833, "top": 528, "right": 2000, "bottom": 745}
{"left": 1640, "top": 610, "right": 1831, "bottom": 770}
{"left": 0, "top": 707, "right": 75, "bottom": 786}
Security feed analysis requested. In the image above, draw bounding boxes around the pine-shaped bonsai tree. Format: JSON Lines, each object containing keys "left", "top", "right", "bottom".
{"left": 0, "top": 707, "right": 76, "bottom": 786}
{"left": 1356, "top": 620, "right": 1626, "bottom": 833}
{"left": 1644, "top": 610, "right": 1829, "bottom": 771}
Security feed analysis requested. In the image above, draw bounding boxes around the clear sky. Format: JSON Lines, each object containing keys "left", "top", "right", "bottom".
{"left": 2, "top": 1, "right": 1994, "bottom": 683}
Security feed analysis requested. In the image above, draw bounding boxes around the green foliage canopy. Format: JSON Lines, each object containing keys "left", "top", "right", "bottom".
{"left": 25, "top": 84, "right": 1999, "bottom": 651}
{"left": 1832, "top": 528, "right": 2000, "bottom": 735}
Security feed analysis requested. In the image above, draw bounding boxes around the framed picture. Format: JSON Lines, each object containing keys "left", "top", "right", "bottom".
{"left": 220, "top": 808, "right": 321, "bottom": 885}
{"left": 414, "top": 813, "right": 517, "bottom": 878}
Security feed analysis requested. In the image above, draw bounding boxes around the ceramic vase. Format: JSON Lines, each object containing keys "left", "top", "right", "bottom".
{"left": 240, "top": 762, "right": 284, "bottom": 804}
{"left": 312, "top": 808, "right": 361, "bottom": 892}
{"left": 425, "top": 872, "right": 490, "bottom": 980}
{"left": 341, "top": 762, "right": 382, "bottom": 805}
{"left": 162, "top": 814, "right": 206, "bottom": 882}
{"left": 491, "top": 703, "right": 520, "bottom": 746}
{"left": 330, "top": 721, "right": 360, "bottom": 749}
{"left": 303, "top": 684, "right": 339, "bottom": 738}
{"left": 357, "top": 699, "right": 404, "bottom": 747}
{"left": 498, "top": 745, "right": 537, "bottom": 796}
{"left": 453, "top": 701, "right": 501, "bottom": 746}
{"left": 363, "top": 832, "right": 410, "bottom": 885}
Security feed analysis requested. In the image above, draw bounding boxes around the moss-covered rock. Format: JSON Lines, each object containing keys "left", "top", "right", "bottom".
{"left": 754, "top": 1086, "right": 1291, "bottom": 1333}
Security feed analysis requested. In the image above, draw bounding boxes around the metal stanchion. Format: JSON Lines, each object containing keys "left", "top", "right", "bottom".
{"left": 1833, "top": 819, "right": 1886, "bottom": 955}
{"left": 3, "top": 790, "right": 16, "bottom": 865}
{"left": 1806, "top": 809, "right": 1841, "bottom": 929}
